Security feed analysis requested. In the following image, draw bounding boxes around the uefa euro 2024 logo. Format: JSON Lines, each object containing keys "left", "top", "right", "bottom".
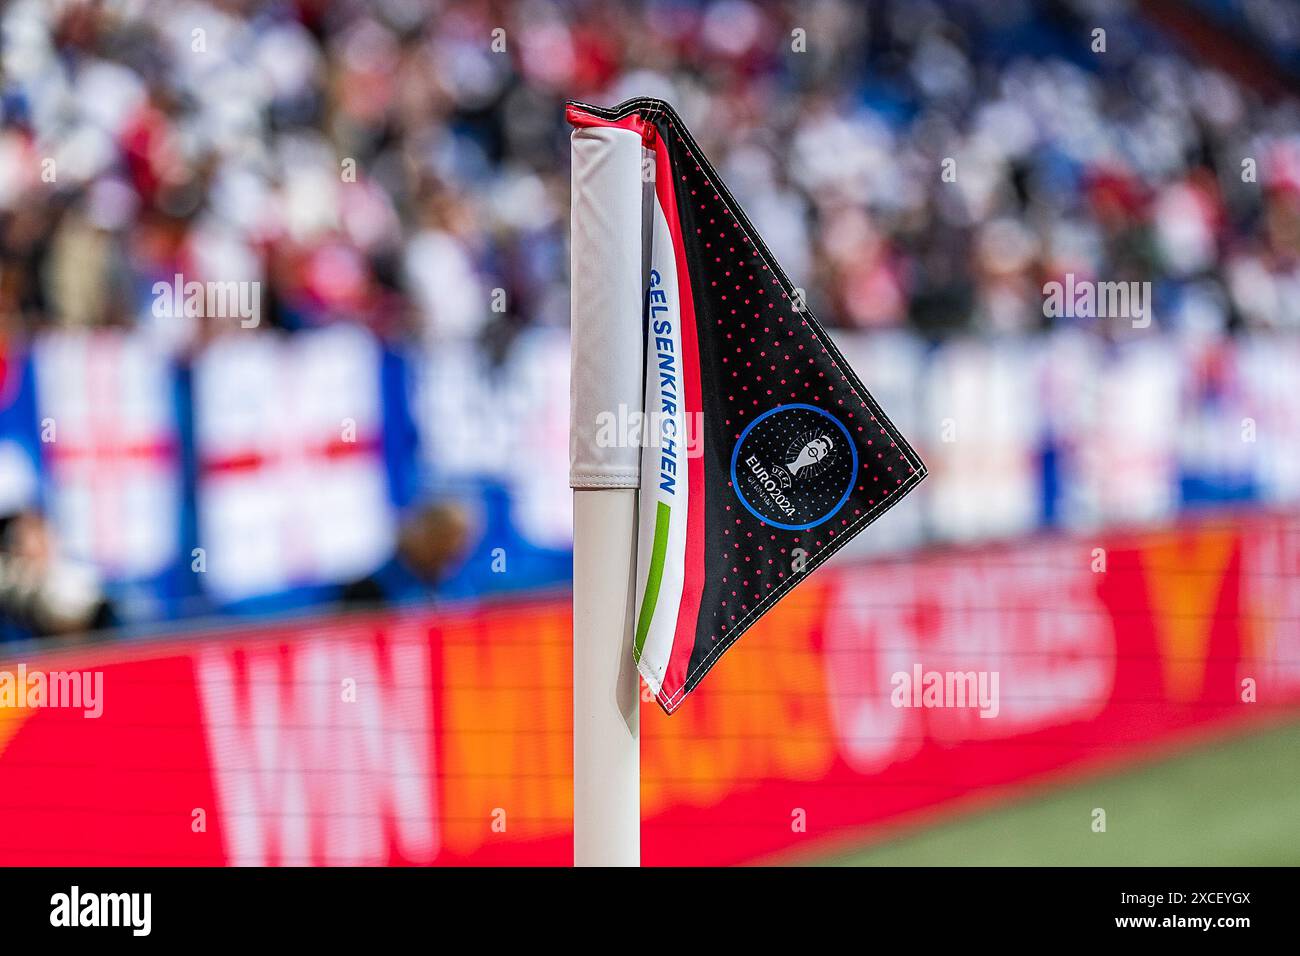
{"left": 730, "top": 404, "right": 858, "bottom": 532}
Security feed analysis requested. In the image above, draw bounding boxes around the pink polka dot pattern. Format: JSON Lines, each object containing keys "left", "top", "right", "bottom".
{"left": 570, "top": 97, "right": 927, "bottom": 712}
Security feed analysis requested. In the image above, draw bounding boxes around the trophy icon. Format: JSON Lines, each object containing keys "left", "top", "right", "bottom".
{"left": 771, "top": 434, "right": 834, "bottom": 488}
{"left": 786, "top": 436, "right": 833, "bottom": 476}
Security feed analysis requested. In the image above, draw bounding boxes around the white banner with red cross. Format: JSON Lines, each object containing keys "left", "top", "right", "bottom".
{"left": 33, "top": 331, "right": 181, "bottom": 581}
{"left": 193, "top": 325, "right": 395, "bottom": 602}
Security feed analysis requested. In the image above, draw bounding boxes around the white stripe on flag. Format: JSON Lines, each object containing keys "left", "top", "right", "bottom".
{"left": 634, "top": 195, "right": 690, "bottom": 695}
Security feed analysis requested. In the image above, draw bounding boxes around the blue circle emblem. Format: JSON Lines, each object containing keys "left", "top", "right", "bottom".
{"left": 729, "top": 404, "right": 857, "bottom": 531}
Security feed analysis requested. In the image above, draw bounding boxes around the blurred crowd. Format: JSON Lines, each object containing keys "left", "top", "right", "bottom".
{"left": 0, "top": 0, "right": 1296, "bottom": 353}
{"left": 0, "top": 0, "right": 1298, "bottom": 640}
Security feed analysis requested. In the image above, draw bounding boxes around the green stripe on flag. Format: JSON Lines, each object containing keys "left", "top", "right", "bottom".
{"left": 634, "top": 501, "right": 672, "bottom": 661}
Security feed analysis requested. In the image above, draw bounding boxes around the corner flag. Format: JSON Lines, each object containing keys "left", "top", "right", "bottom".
{"left": 568, "top": 98, "right": 926, "bottom": 714}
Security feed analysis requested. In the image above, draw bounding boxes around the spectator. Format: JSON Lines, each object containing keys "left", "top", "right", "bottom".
{"left": 340, "top": 501, "right": 474, "bottom": 608}
{"left": 0, "top": 511, "right": 116, "bottom": 642}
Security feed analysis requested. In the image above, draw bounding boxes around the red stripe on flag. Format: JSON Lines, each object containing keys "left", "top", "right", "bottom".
{"left": 564, "top": 104, "right": 648, "bottom": 139}
{"left": 652, "top": 124, "right": 706, "bottom": 713}
{"left": 202, "top": 438, "right": 381, "bottom": 475}
{"left": 45, "top": 439, "right": 177, "bottom": 465}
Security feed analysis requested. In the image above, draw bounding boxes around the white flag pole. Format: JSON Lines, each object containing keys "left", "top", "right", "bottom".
{"left": 569, "top": 120, "right": 645, "bottom": 866}
{"left": 572, "top": 490, "right": 640, "bottom": 865}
